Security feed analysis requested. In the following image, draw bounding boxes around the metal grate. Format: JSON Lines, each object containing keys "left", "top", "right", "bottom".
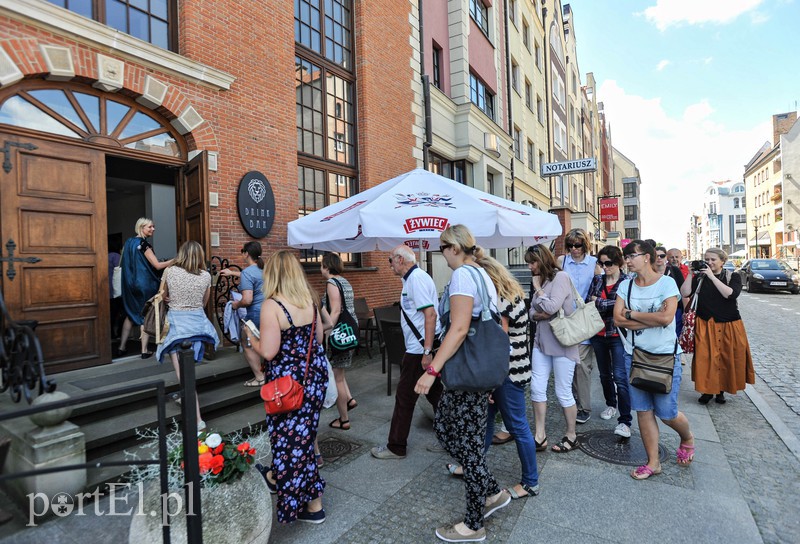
{"left": 578, "top": 429, "right": 669, "bottom": 466}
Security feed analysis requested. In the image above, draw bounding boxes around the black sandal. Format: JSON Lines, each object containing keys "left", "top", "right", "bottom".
{"left": 551, "top": 436, "right": 578, "bottom": 453}
{"left": 535, "top": 436, "right": 548, "bottom": 452}
{"left": 329, "top": 417, "right": 350, "bottom": 430}
{"left": 347, "top": 398, "right": 358, "bottom": 411}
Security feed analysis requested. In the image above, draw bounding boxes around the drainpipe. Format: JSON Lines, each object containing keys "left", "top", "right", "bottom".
{"left": 418, "top": 0, "right": 432, "bottom": 170}
{"left": 542, "top": 3, "right": 553, "bottom": 208}
{"left": 503, "top": 0, "right": 515, "bottom": 202}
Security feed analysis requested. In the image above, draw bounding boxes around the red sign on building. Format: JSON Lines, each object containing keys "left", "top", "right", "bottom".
{"left": 599, "top": 197, "right": 619, "bottom": 222}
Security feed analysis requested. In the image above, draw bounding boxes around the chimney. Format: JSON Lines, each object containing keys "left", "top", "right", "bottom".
{"left": 773, "top": 111, "right": 798, "bottom": 146}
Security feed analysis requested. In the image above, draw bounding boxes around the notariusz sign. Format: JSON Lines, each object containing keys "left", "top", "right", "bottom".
{"left": 540, "top": 158, "right": 597, "bottom": 177}
{"left": 237, "top": 171, "right": 275, "bottom": 238}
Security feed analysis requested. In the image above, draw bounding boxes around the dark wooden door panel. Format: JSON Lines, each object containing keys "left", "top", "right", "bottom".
{"left": 178, "top": 151, "right": 210, "bottom": 256}
{"left": 0, "top": 133, "right": 109, "bottom": 372}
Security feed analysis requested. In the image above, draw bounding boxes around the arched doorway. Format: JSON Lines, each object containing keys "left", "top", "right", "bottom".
{"left": 0, "top": 82, "right": 209, "bottom": 372}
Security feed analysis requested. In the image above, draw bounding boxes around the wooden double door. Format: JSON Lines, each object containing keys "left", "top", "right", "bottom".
{"left": 0, "top": 133, "right": 209, "bottom": 373}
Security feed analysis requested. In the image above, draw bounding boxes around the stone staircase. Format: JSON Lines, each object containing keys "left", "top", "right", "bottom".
{"left": 47, "top": 348, "right": 267, "bottom": 489}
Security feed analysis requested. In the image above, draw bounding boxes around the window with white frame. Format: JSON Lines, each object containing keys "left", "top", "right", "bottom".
{"left": 552, "top": 68, "right": 566, "bottom": 108}
{"left": 522, "top": 19, "right": 530, "bottom": 50}
{"left": 553, "top": 117, "right": 567, "bottom": 152}
{"left": 469, "top": 72, "right": 495, "bottom": 119}
{"left": 513, "top": 127, "right": 522, "bottom": 160}
{"left": 512, "top": 61, "right": 520, "bottom": 93}
{"left": 537, "top": 96, "right": 544, "bottom": 123}
{"left": 525, "top": 80, "right": 532, "bottom": 110}
{"left": 527, "top": 140, "right": 534, "bottom": 170}
{"left": 470, "top": 0, "right": 489, "bottom": 36}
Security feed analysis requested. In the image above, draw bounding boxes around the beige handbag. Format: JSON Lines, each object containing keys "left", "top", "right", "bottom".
{"left": 549, "top": 281, "right": 605, "bottom": 347}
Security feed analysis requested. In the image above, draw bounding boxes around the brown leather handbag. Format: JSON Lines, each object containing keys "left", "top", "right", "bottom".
{"left": 261, "top": 307, "right": 317, "bottom": 415}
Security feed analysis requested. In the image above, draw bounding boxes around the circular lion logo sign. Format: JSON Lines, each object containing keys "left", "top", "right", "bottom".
{"left": 237, "top": 171, "right": 275, "bottom": 238}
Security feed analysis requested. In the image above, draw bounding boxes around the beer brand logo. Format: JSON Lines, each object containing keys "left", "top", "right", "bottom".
{"left": 403, "top": 217, "right": 450, "bottom": 234}
{"left": 394, "top": 192, "right": 455, "bottom": 208}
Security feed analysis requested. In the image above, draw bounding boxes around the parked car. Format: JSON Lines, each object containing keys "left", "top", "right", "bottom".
{"left": 722, "top": 261, "right": 736, "bottom": 272}
{"left": 738, "top": 259, "right": 800, "bottom": 294}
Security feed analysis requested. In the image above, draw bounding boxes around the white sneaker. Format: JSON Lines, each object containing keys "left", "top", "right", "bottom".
{"left": 614, "top": 423, "right": 631, "bottom": 438}
{"left": 600, "top": 406, "right": 617, "bottom": 420}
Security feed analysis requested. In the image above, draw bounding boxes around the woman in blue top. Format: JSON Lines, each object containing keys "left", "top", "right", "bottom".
{"left": 221, "top": 241, "right": 265, "bottom": 386}
{"left": 614, "top": 240, "right": 695, "bottom": 480}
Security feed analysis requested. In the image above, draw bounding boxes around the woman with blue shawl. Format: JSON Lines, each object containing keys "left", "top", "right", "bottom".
{"left": 118, "top": 217, "right": 174, "bottom": 358}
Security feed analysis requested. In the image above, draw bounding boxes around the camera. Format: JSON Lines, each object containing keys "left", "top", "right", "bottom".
{"left": 690, "top": 260, "right": 707, "bottom": 272}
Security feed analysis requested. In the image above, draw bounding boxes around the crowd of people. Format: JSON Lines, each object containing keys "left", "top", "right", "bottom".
{"left": 119, "top": 218, "right": 755, "bottom": 541}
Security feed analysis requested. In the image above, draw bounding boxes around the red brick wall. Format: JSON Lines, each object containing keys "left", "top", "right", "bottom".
{"left": 1, "top": 0, "right": 417, "bottom": 310}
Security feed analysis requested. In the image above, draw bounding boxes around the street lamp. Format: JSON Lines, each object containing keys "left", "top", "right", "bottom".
{"left": 752, "top": 217, "right": 759, "bottom": 258}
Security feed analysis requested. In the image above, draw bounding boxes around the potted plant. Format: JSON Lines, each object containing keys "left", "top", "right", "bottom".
{"left": 127, "top": 425, "right": 272, "bottom": 544}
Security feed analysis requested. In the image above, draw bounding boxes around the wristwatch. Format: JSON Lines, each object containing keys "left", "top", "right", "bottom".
{"left": 625, "top": 310, "right": 632, "bottom": 320}
{"left": 423, "top": 348, "right": 432, "bottom": 356}
{"left": 425, "top": 366, "right": 441, "bottom": 377}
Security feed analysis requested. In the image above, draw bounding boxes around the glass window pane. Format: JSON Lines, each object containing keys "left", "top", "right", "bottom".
{"left": 106, "top": 100, "right": 131, "bottom": 135}
{"left": 0, "top": 96, "right": 80, "bottom": 138}
{"left": 105, "top": 0, "right": 128, "bottom": 33}
{"left": 151, "top": 0, "right": 168, "bottom": 19}
{"left": 119, "top": 111, "right": 161, "bottom": 139}
{"left": 151, "top": 18, "right": 168, "bottom": 49}
{"left": 130, "top": 0, "right": 148, "bottom": 9}
{"left": 70, "top": 0, "right": 93, "bottom": 18}
{"left": 129, "top": 8, "right": 149, "bottom": 41}
{"left": 26, "top": 89, "right": 87, "bottom": 132}
{"left": 73, "top": 92, "right": 100, "bottom": 132}
{"left": 124, "top": 132, "right": 179, "bottom": 156}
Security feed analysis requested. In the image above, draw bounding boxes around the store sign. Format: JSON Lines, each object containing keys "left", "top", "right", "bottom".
{"left": 599, "top": 197, "right": 619, "bottom": 221}
{"left": 540, "top": 157, "right": 597, "bottom": 177}
{"left": 237, "top": 171, "right": 275, "bottom": 238}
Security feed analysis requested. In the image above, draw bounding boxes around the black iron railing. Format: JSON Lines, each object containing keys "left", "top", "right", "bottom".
{"left": 0, "top": 290, "right": 55, "bottom": 404}
{"left": 209, "top": 256, "right": 241, "bottom": 344}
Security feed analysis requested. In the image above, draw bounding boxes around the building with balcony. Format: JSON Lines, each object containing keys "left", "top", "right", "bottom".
{"left": 698, "top": 180, "right": 746, "bottom": 255}
{"left": 612, "top": 147, "right": 641, "bottom": 244}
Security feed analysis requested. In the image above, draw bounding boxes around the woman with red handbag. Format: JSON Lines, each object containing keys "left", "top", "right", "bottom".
{"left": 243, "top": 250, "right": 328, "bottom": 525}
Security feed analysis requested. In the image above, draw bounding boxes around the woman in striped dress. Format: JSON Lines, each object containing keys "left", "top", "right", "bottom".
{"left": 446, "top": 256, "right": 539, "bottom": 499}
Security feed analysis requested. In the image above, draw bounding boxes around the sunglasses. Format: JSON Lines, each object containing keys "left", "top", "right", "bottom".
{"left": 656, "top": 253, "right": 667, "bottom": 259}
{"left": 566, "top": 243, "right": 583, "bottom": 249}
{"left": 599, "top": 260, "right": 615, "bottom": 268}
{"left": 440, "top": 243, "right": 452, "bottom": 252}
{"left": 624, "top": 253, "right": 646, "bottom": 260}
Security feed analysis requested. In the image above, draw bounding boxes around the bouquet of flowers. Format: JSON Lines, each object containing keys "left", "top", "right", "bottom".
{"left": 129, "top": 424, "right": 265, "bottom": 489}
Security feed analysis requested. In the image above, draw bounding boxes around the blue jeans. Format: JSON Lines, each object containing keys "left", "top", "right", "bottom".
{"left": 625, "top": 352, "right": 682, "bottom": 420}
{"left": 485, "top": 378, "right": 539, "bottom": 487}
{"left": 590, "top": 335, "right": 632, "bottom": 426}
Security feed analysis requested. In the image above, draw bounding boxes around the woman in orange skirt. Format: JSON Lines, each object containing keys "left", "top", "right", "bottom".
{"left": 680, "top": 247, "right": 754, "bottom": 404}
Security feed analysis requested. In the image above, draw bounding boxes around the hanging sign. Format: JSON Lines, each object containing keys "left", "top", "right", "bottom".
{"left": 237, "top": 171, "right": 275, "bottom": 238}
{"left": 540, "top": 157, "right": 597, "bottom": 177}
{"left": 599, "top": 197, "right": 619, "bottom": 221}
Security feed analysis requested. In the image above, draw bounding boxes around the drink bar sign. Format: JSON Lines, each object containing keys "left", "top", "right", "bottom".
{"left": 237, "top": 171, "right": 275, "bottom": 238}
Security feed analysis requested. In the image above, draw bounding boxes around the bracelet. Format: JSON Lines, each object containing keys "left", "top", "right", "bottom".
{"left": 425, "top": 366, "right": 441, "bottom": 377}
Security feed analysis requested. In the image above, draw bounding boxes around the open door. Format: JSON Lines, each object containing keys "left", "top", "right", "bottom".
{"left": 0, "top": 133, "right": 109, "bottom": 372}
{"left": 177, "top": 151, "right": 210, "bottom": 255}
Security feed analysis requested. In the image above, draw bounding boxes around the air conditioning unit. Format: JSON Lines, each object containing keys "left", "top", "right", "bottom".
{"left": 484, "top": 133, "right": 501, "bottom": 158}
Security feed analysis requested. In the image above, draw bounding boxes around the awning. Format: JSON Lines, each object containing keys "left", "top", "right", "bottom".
{"left": 748, "top": 233, "right": 771, "bottom": 246}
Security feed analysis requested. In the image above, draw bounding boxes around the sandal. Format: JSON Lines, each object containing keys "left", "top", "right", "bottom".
{"left": 141, "top": 352, "right": 154, "bottom": 359}
{"left": 347, "top": 398, "right": 358, "bottom": 411}
{"left": 535, "top": 436, "right": 548, "bottom": 452}
{"left": 551, "top": 436, "right": 578, "bottom": 453}
{"left": 446, "top": 463, "right": 464, "bottom": 478}
{"left": 244, "top": 377, "right": 265, "bottom": 387}
{"left": 329, "top": 417, "right": 350, "bottom": 430}
{"left": 255, "top": 463, "right": 277, "bottom": 494}
{"left": 631, "top": 464, "right": 662, "bottom": 480}
{"left": 315, "top": 453, "right": 324, "bottom": 468}
{"left": 506, "top": 483, "right": 540, "bottom": 499}
{"left": 676, "top": 442, "right": 695, "bottom": 466}
{"left": 492, "top": 432, "right": 513, "bottom": 445}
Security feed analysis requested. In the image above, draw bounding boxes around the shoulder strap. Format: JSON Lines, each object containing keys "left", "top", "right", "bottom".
{"left": 462, "top": 265, "right": 493, "bottom": 320}
{"left": 400, "top": 306, "right": 425, "bottom": 346}
{"left": 627, "top": 280, "right": 635, "bottom": 349}
{"left": 273, "top": 299, "right": 294, "bottom": 326}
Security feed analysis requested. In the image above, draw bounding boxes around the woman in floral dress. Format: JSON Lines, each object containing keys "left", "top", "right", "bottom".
{"left": 243, "top": 250, "right": 328, "bottom": 524}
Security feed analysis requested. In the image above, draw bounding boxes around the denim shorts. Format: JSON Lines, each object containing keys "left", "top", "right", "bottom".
{"left": 624, "top": 352, "right": 681, "bottom": 420}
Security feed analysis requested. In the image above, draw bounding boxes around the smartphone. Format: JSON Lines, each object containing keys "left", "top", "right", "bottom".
{"left": 242, "top": 319, "right": 260, "bottom": 340}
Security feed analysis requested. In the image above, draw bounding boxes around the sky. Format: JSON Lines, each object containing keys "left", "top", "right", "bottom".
{"left": 566, "top": 0, "right": 800, "bottom": 248}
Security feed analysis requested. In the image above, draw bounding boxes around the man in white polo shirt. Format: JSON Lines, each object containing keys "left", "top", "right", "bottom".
{"left": 371, "top": 244, "right": 441, "bottom": 459}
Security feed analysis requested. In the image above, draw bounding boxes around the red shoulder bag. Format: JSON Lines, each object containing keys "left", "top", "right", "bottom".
{"left": 261, "top": 307, "right": 316, "bottom": 415}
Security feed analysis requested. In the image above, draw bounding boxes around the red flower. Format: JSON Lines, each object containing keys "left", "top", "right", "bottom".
{"left": 212, "top": 444, "right": 224, "bottom": 455}
{"left": 198, "top": 452, "right": 214, "bottom": 474}
{"left": 248, "top": 448, "right": 256, "bottom": 456}
{"left": 209, "top": 454, "right": 225, "bottom": 475}
{"left": 236, "top": 442, "right": 251, "bottom": 454}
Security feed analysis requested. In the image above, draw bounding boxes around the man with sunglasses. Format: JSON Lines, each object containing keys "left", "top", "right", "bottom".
{"left": 371, "top": 244, "right": 442, "bottom": 460}
{"left": 653, "top": 243, "right": 686, "bottom": 336}
{"left": 557, "top": 229, "right": 598, "bottom": 424}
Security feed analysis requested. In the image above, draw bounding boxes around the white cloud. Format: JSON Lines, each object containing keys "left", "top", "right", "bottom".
{"left": 656, "top": 59, "right": 671, "bottom": 71}
{"left": 642, "top": 0, "right": 765, "bottom": 31}
{"left": 598, "top": 80, "right": 770, "bottom": 245}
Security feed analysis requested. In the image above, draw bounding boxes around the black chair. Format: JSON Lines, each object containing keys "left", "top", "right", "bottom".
{"left": 380, "top": 320, "right": 406, "bottom": 396}
{"left": 373, "top": 305, "right": 401, "bottom": 374}
{"left": 353, "top": 297, "right": 376, "bottom": 358}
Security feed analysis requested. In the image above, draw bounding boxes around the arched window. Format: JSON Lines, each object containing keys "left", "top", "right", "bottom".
{"left": 0, "top": 83, "right": 184, "bottom": 158}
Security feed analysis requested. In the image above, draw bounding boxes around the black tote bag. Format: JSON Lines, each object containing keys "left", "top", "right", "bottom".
{"left": 326, "top": 278, "right": 360, "bottom": 352}
{"left": 440, "top": 266, "right": 510, "bottom": 392}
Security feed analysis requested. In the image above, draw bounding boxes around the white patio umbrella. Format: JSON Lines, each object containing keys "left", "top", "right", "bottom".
{"left": 288, "top": 168, "right": 562, "bottom": 251}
